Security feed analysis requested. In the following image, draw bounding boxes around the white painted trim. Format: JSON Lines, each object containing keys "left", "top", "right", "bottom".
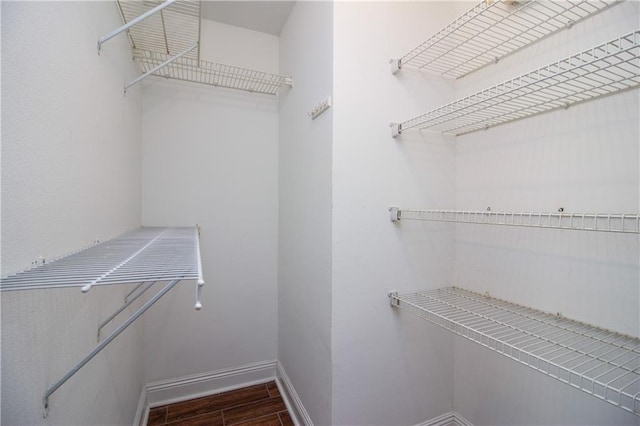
{"left": 133, "top": 384, "right": 148, "bottom": 426}
{"left": 146, "top": 360, "right": 278, "bottom": 407}
{"left": 453, "top": 412, "right": 473, "bottom": 426}
{"left": 276, "top": 361, "right": 313, "bottom": 426}
{"left": 134, "top": 360, "right": 311, "bottom": 425}
{"left": 415, "top": 411, "right": 455, "bottom": 426}
{"left": 416, "top": 411, "right": 474, "bottom": 426}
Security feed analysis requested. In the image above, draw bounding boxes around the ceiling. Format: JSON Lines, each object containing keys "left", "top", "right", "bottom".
{"left": 200, "top": 1, "right": 296, "bottom": 36}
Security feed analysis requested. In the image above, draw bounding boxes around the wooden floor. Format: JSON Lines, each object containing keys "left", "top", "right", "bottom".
{"left": 147, "top": 381, "right": 293, "bottom": 426}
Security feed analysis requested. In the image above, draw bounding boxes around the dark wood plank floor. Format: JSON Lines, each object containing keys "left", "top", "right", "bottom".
{"left": 147, "top": 381, "right": 293, "bottom": 426}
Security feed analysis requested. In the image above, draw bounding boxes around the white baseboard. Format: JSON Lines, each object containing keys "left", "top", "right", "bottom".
{"left": 133, "top": 384, "right": 147, "bottom": 426}
{"left": 417, "top": 411, "right": 474, "bottom": 426}
{"left": 276, "top": 361, "right": 313, "bottom": 426}
{"left": 133, "top": 360, "right": 311, "bottom": 426}
{"left": 145, "top": 360, "right": 278, "bottom": 407}
{"left": 134, "top": 361, "right": 467, "bottom": 426}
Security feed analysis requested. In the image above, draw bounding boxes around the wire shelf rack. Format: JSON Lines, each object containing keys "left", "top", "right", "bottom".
{"left": 0, "top": 227, "right": 203, "bottom": 292}
{"left": 133, "top": 49, "right": 293, "bottom": 95}
{"left": 390, "top": 287, "right": 640, "bottom": 416}
{"left": 389, "top": 208, "right": 640, "bottom": 234}
{"left": 391, "top": 30, "right": 640, "bottom": 137}
{"left": 102, "top": 1, "right": 292, "bottom": 94}
{"left": 391, "top": 0, "right": 618, "bottom": 79}
{"left": 116, "top": 0, "right": 201, "bottom": 60}
{"left": 1, "top": 226, "right": 205, "bottom": 416}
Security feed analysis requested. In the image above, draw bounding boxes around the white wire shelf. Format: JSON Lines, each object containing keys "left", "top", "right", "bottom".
{"left": 390, "top": 287, "right": 640, "bottom": 416}
{"left": 391, "top": 0, "right": 618, "bottom": 79}
{"left": 391, "top": 30, "right": 640, "bottom": 137}
{"left": 133, "top": 49, "right": 293, "bottom": 95}
{"left": 101, "top": 1, "right": 292, "bottom": 95}
{"left": 1, "top": 226, "right": 205, "bottom": 416}
{"left": 116, "top": 0, "right": 201, "bottom": 61}
{"left": 0, "top": 227, "right": 203, "bottom": 292}
{"left": 389, "top": 208, "right": 640, "bottom": 234}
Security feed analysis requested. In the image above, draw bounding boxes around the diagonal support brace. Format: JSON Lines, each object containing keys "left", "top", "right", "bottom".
{"left": 97, "top": 281, "right": 156, "bottom": 341}
{"left": 98, "top": 0, "right": 178, "bottom": 53}
{"left": 124, "top": 43, "right": 199, "bottom": 95}
{"left": 43, "top": 279, "right": 181, "bottom": 418}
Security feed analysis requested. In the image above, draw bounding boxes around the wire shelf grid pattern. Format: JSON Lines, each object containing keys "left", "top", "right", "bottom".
{"left": 395, "top": 209, "right": 640, "bottom": 233}
{"left": 398, "top": 0, "right": 617, "bottom": 79}
{"left": 391, "top": 287, "right": 640, "bottom": 416}
{"left": 0, "top": 227, "right": 202, "bottom": 292}
{"left": 395, "top": 30, "right": 640, "bottom": 136}
{"left": 117, "top": 0, "right": 201, "bottom": 60}
{"left": 134, "top": 49, "right": 292, "bottom": 95}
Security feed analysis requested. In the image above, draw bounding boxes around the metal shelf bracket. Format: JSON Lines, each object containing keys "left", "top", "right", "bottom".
{"left": 390, "top": 59, "right": 402, "bottom": 74}
{"left": 388, "top": 291, "right": 400, "bottom": 307}
{"left": 390, "top": 123, "right": 402, "bottom": 138}
{"left": 389, "top": 206, "right": 400, "bottom": 222}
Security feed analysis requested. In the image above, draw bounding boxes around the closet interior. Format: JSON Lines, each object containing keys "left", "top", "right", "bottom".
{"left": 387, "top": 0, "right": 640, "bottom": 420}
{"left": 1, "top": 0, "right": 639, "bottom": 425}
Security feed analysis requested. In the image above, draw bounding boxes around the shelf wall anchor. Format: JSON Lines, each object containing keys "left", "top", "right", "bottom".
{"left": 389, "top": 206, "right": 401, "bottom": 222}
{"left": 390, "top": 59, "right": 402, "bottom": 74}
{"left": 388, "top": 291, "right": 399, "bottom": 307}
{"left": 391, "top": 123, "right": 402, "bottom": 138}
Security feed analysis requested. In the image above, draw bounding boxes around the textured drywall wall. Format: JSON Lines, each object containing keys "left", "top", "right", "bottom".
{"left": 452, "top": 1, "right": 640, "bottom": 424}
{"left": 331, "top": 2, "right": 458, "bottom": 424}
{"left": 1, "top": 1, "right": 143, "bottom": 424}
{"left": 277, "top": 2, "right": 334, "bottom": 424}
{"left": 141, "top": 19, "right": 280, "bottom": 383}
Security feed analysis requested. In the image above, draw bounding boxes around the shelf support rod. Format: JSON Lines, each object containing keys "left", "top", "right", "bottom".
{"left": 97, "top": 281, "right": 156, "bottom": 341}
{"left": 97, "top": 0, "right": 178, "bottom": 53}
{"left": 124, "top": 43, "right": 198, "bottom": 95}
{"left": 194, "top": 225, "right": 204, "bottom": 310}
{"left": 124, "top": 282, "right": 145, "bottom": 303}
{"left": 43, "top": 279, "right": 181, "bottom": 418}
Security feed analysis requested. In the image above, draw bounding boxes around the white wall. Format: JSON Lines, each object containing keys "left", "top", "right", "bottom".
{"left": 141, "top": 19, "right": 280, "bottom": 383}
{"left": 1, "top": 1, "right": 143, "bottom": 424}
{"left": 331, "top": 2, "right": 458, "bottom": 424}
{"left": 277, "top": 2, "right": 334, "bottom": 424}
{"left": 452, "top": 1, "right": 640, "bottom": 424}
